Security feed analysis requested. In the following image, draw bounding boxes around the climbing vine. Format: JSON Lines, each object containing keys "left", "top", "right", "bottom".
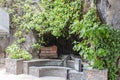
{"left": 27, "top": 0, "right": 119, "bottom": 79}
{"left": 0, "top": 0, "right": 120, "bottom": 80}
{"left": 31, "top": 0, "right": 119, "bottom": 80}
{"left": 0, "top": 0, "right": 34, "bottom": 60}
{"left": 72, "top": 8, "right": 120, "bottom": 80}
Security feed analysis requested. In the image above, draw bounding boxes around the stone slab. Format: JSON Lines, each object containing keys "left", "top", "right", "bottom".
{"left": 29, "top": 66, "right": 71, "bottom": 79}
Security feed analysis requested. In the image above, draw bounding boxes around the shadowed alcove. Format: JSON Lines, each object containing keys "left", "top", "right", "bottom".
{"left": 42, "top": 33, "right": 80, "bottom": 58}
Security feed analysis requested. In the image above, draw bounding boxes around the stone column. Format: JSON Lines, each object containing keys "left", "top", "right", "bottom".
{"left": 74, "top": 58, "right": 82, "bottom": 72}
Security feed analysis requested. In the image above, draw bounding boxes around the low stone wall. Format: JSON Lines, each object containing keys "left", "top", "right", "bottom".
{"left": 84, "top": 69, "right": 108, "bottom": 80}
{"left": 23, "top": 59, "right": 63, "bottom": 74}
{"left": 23, "top": 59, "right": 83, "bottom": 74}
{"left": 6, "top": 58, "right": 24, "bottom": 74}
{"left": 28, "top": 66, "right": 108, "bottom": 80}
{"left": 29, "top": 66, "right": 70, "bottom": 79}
{"left": 5, "top": 58, "right": 108, "bottom": 80}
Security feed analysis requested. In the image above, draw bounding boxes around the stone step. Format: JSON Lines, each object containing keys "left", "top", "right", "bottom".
{"left": 29, "top": 66, "right": 72, "bottom": 79}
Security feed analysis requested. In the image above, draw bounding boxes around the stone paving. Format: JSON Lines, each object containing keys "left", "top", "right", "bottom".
{"left": 0, "top": 64, "right": 65, "bottom": 80}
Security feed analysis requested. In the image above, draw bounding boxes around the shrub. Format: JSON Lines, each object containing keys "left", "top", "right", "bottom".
{"left": 5, "top": 43, "right": 32, "bottom": 60}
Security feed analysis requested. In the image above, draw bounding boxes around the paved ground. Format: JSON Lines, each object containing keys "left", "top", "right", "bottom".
{"left": 0, "top": 64, "right": 65, "bottom": 80}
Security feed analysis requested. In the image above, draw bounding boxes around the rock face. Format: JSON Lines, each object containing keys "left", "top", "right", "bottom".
{"left": 97, "top": 0, "right": 120, "bottom": 29}
{"left": 107, "top": 0, "right": 120, "bottom": 29}
{"left": 21, "top": 31, "right": 39, "bottom": 59}
{"left": 96, "top": 0, "right": 109, "bottom": 23}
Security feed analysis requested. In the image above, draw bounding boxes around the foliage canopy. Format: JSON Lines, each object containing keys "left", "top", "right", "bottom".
{"left": 0, "top": 0, "right": 120, "bottom": 79}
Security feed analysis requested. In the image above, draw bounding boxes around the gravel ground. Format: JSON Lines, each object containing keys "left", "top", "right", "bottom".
{"left": 0, "top": 64, "right": 65, "bottom": 80}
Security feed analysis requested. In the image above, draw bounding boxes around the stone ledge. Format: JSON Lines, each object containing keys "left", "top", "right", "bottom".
{"left": 29, "top": 66, "right": 71, "bottom": 79}
{"left": 23, "top": 59, "right": 108, "bottom": 80}
{"left": 28, "top": 66, "right": 108, "bottom": 80}
{"left": 23, "top": 59, "right": 63, "bottom": 74}
{"left": 23, "top": 59, "right": 84, "bottom": 74}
